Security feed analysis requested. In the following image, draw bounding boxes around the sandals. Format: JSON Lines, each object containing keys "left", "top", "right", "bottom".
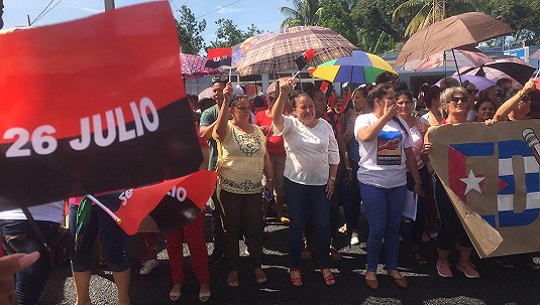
{"left": 290, "top": 269, "right": 303, "bottom": 287}
{"left": 169, "top": 284, "right": 182, "bottom": 302}
{"left": 227, "top": 271, "right": 239, "bottom": 288}
{"left": 199, "top": 283, "right": 211, "bottom": 303}
{"left": 321, "top": 268, "right": 335, "bottom": 286}
{"left": 411, "top": 251, "right": 428, "bottom": 265}
{"left": 254, "top": 267, "right": 267, "bottom": 284}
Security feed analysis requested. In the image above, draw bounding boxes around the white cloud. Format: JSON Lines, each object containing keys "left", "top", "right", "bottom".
{"left": 215, "top": 6, "right": 245, "bottom": 15}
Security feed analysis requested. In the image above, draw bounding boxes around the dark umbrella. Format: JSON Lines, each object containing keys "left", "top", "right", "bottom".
{"left": 396, "top": 12, "right": 514, "bottom": 68}
{"left": 457, "top": 57, "right": 536, "bottom": 87}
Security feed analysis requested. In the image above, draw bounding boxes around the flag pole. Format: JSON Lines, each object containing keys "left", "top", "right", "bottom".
{"left": 534, "top": 69, "right": 540, "bottom": 80}
{"left": 86, "top": 194, "right": 122, "bottom": 225}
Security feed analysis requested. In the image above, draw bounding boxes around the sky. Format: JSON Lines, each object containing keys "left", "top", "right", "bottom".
{"left": 2, "top": 0, "right": 290, "bottom": 45}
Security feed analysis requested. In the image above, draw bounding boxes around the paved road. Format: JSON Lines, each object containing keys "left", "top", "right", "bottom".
{"left": 43, "top": 210, "right": 540, "bottom": 305}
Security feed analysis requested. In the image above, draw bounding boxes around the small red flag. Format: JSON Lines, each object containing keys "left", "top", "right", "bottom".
{"left": 295, "top": 48, "right": 316, "bottom": 70}
{"left": 206, "top": 48, "right": 233, "bottom": 68}
{"left": 320, "top": 81, "right": 329, "bottom": 94}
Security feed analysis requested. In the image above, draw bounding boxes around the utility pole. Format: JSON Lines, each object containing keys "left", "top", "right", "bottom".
{"left": 105, "top": 0, "right": 115, "bottom": 11}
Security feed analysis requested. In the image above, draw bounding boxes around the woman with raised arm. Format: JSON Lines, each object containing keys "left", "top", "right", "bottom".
{"left": 354, "top": 84, "right": 422, "bottom": 290}
{"left": 213, "top": 83, "right": 273, "bottom": 289}
{"left": 272, "top": 78, "right": 340, "bottom": 287}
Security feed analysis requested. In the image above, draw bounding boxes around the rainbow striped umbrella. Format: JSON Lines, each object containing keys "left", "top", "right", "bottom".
{"left": 309, "top": 50, "right": 397, "bottom": 84}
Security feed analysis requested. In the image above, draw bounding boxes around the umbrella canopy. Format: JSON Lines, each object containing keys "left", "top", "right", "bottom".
{"left": 434, "top": 75, "right": 496, "bottom": 91}
{"left": 396, "top": 12, "right": 514, "bottom": 68}
{"left": 236, "top": 26, "right": 355, "bottom": 76}
{"left": 232, "top": 32, "right": 273, "bottom": 68}
{"left": 398, "top": 45, "right": 494, "bottom": 72}
{"left": 180, "top": 53, "right": 225, "bottom": 79}
{"left": 456, "top": 57, "right": 535, "bottom": 87}
{"left": 309, "top": 50, "right": 397, "bottom": 84}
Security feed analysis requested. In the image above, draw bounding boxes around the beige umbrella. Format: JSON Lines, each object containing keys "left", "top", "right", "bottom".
{"left": 236, "top": 26, "right": 355, "bottom": 76}
{"left": 396, "top": 12, "right": 514, "bottom": 68}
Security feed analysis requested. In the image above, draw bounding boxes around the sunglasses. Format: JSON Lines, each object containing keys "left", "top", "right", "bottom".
{"left": 267, "top": 96, "right": 276, "bottom": 101}
{"left": 521, "top": 96, "right": 531, "bottom": 103}
{"left": 467, "top": 89, "right": 479, "bottom": 94}
{"left": 450, "top": 96, "right": 467, "bottom": 103}
{"left": 212, "top": 75, "right": 228, "bottom": 84}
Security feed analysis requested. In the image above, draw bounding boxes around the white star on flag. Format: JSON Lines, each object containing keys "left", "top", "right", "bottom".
{"left": 460, "top": 169, "right": 485, "bottom": 195}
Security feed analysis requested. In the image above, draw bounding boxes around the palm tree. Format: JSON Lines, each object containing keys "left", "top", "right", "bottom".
{"left": 392, "top": 0, "right": 479, "bottom": 37}
{"left": 278, "top": 0, "right": 322, "bottom": 29}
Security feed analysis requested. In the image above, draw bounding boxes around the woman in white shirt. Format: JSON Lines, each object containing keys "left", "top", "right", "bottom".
{"left": 272, "top": 78, "right": 339, "bottom": 287}
{"left": 354, "top": 83, "right": 422, "bottom": 290}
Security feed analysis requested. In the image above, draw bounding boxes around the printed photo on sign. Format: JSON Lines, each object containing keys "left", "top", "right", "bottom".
{"left": 377, "top": 131, "right": 402, "bottom": 165}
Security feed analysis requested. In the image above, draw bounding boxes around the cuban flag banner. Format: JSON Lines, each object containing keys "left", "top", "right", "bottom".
{"left": 428, "top": 120, "right": 540, "bottom": 258}
{"left": 0, "top": 2, "right": 203, "bottom": 211}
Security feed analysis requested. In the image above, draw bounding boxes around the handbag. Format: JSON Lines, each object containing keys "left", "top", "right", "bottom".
{"left": 21, "top": 207, "right": 70, "bottom": 268}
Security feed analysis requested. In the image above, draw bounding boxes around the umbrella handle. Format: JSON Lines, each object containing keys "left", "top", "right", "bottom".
{"left": 292, "top": 70, "right": 301, "bottom": 79}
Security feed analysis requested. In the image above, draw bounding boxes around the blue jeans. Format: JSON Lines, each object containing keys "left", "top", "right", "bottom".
{"left": 359, "top": 183, "right": 406, "bottom": 272}
{"left": 284, "top": 178, "right": 331, "bottom": 269}
{"left": 69, "top": 203, "right": 130, "bottom": 272}
{"left": 0, "top": 220, "right": 60, "bottom": 305}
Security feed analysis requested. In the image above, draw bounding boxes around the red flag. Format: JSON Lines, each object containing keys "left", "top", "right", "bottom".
{"left": 340, "top": 90, "right": 352, "bottom": 113}
{"left": 0, "top": 2, "right": 203, "bottom": 211}
{"left": 295, "top": 48, "right": 316, "bottom": 70}
{"left": 206, "top": 48, "right": 233, "bottom": 68}
{"left": 320, "top": 81, "right": 329, "bottom": 94}
{"left": 96, "top": 170, "right": 217, "bottom": 235}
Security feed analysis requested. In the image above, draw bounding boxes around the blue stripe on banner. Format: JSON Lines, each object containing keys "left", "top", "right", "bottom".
{"left": 498, "top": 140, "right": 533, "bottom": 159}
{"left": 499, "top": 175, "right": 515, "bottom": 195}
{"left": 482, "top": 214, "right": 497, "bottom": 228}
{"left": 499, "top": 208, "right": 540, "bottom": 227}
{"left": 451, "top": 142, "right": 494, "bottom": 157}
{"left": 526, "top": 173, "right": 540, "bottom": 193}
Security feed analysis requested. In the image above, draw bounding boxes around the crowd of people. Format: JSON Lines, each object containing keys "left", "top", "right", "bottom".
{"left": 2, "top": 70, "right": 540, "bottom": 304}
{"left": 3, "top": 5, "right": 540, "bottom": 303}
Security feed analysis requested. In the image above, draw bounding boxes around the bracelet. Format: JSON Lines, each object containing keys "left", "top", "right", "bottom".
{"left": 346, "top": 167, "right": 353, "bottom": 171}
{"left": 329, "top": 176, "right": 336, "bottom": 182}
{"left": 267, "top": 178, "right": 274, "bottom": 182}
{"left": 518, "top": 91, "right": 524, "bottom": 98}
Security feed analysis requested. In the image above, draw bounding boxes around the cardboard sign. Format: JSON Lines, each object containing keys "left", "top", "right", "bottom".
{"left": 0, "top": 2, "right": 202, "bottom": 210}
{"left": 428, "top": 120, "right": 540, "bottom": 258}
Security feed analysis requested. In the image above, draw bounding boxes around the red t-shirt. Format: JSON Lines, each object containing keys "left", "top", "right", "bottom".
{"left": 255, "top": 111, "right": 286, "bottom": 156}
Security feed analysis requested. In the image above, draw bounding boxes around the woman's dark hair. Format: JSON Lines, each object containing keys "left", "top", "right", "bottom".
{"left": 198, "top": 97, "right": 216, "bottom": 112}
{"left": 229, "top": 94, "right": 248, "bottom": 108}
{"left": 291, "top": 93, "right": 310, "bottom": 108}
{"left": 367, "top": 83, "right": 409, "bottom": 136}
{"left": 351, "top": 83, "right": 375, "bottom": 100}
{"left": 474, "top": 97, "right": 496, "bottom": 112}
{"left": 375, "top": 71, "right": 398, "bottom": 85}
{"left": 418, "top": 84, "right": 441, "bottom": 108}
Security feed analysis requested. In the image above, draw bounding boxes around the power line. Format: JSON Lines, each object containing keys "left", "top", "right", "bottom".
{"left": 31, "top": 0, "right": 63, "bottom": 25}
{"left": 196, "top": 0, "right": 242, "bottom": 19}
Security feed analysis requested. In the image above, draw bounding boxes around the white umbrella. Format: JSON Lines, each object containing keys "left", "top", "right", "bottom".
{"left": 198, "top": 84, "right": 244, "bottom": 101}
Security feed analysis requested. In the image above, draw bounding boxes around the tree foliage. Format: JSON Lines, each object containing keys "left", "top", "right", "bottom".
{"left": 207, "top": 19, "right": 264, "bottom": 50}
{"left": 392, "top": 0, "right": 479, "bottom": 37}
{"left": 278, "top": 0, "right": 322, "bottom": 29}
{"left": 175, "top": 5, "right": 206, "bottom": 55}
{"left": 481, "top": 0, "right": 540, "bottom": 45}
{"left": 317, "top": 0, "right": 358, "bottom": 46}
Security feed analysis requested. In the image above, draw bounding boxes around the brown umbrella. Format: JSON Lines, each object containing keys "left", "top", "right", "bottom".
{"left": 236, "top": 26, "right": 355, "bottom": 76}
{"left": 396, "top": 12, "right": 514, "bottom": 68}
{"left": 399, "top": 45, "right": 493, "bottom": 72}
